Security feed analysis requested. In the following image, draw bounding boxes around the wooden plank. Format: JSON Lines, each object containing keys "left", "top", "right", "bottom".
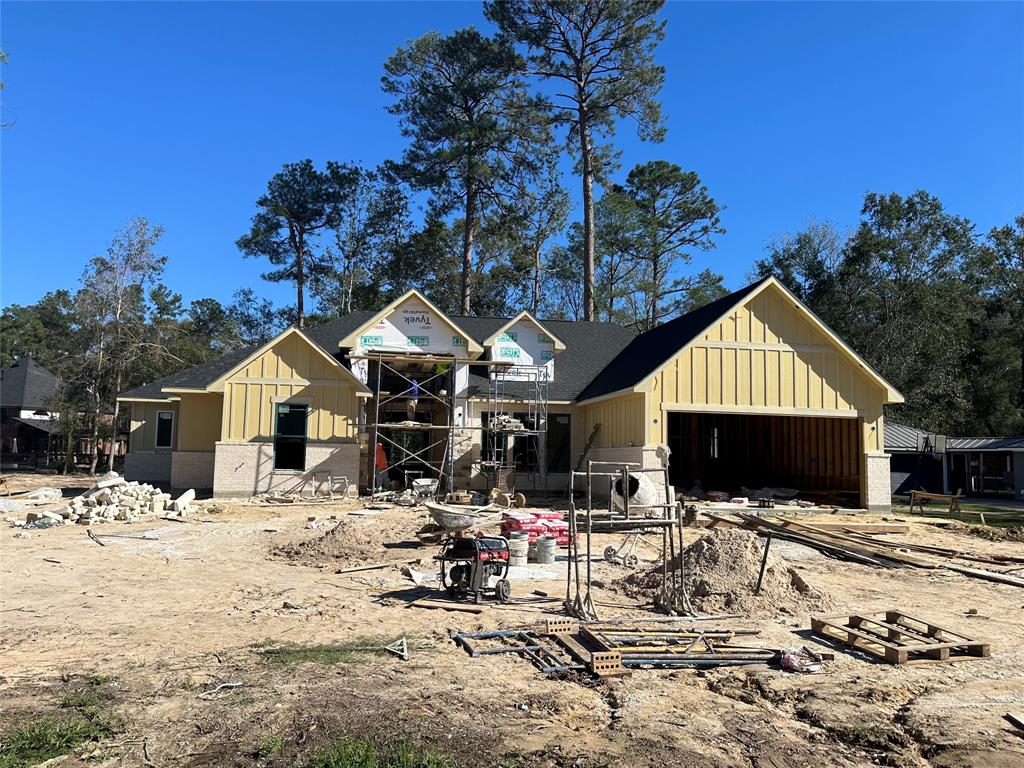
{"left": 407, "top": 599, "right": 485, "bottom": 614}
{"left": 781, "top": 519, "right": 934, "bottom": 568}
{"left": 944, "top": 564, "right": 1024, "bottom": 588}
{"left": 790, "top": 521, "right": 910, "bottom": 534}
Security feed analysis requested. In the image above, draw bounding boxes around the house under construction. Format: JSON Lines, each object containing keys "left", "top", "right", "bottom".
{"left": 118, "top": 277, "right": 903, "bottom": 512}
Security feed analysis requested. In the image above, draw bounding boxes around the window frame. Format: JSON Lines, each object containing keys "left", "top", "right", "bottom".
{"left": 155, "top": 410, "right": 175, "bottom": 449}
{"left": 273, "top": 403, "right": 308, "bottom": 472}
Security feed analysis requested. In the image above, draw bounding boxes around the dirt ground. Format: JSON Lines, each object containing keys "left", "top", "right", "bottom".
{"left": 1, "top": 472, "right": 1023, "bottom": 768}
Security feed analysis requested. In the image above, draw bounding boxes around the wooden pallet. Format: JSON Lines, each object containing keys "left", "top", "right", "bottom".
{"left": 811, "top": 610, "right": 990, "bottom": 664}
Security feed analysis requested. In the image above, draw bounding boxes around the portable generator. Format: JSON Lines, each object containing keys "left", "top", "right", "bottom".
{"left": 435, "top": 535, "right": 512, "bottom": 604}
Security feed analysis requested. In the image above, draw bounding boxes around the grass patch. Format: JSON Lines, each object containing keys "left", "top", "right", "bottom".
{"left": 895, "top": 498, "right": 1024, "bottom": 530}
{"left": 260, "top": 638, "right": 393, "bottom": 667}
{"left": 0, "top": 718, "right": 116, "bottom": 768}
{"left": 59, "top": 687, "right": 114, "bottom": 712}
{"left": 0, "top": 679, "right": 119, "bottom": 768}
{"left": 256, "top": 734, "right": 285, "bottom": 758}
{"left": 304, "top": 738, "right": 452, "bottom": 768}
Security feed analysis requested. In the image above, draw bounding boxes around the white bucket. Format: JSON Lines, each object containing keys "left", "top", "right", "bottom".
{"left": 534, "top": 535, "right": 557, "bottom": 565}
{"left": 508, "top": 533, "right": 529, "bottom": 567}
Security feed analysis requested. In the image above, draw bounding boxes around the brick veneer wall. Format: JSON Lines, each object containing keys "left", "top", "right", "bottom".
{"left": 123, "top": 452, "right": 172, "bottom": 486}
{"left": 212, "top": 441, "right": 359, "bottom": 498}
{"left": 171, "top": 451, "right": 216, "bottom": 492}
{"left": 864, "top": 452, "right": 892, "bottom": 513}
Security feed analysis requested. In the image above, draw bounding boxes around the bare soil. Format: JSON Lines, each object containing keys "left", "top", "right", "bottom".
{"left": 2, "top": 472, "right": 1023, "bottom": 768}
{"left": 616, "top": 527, "right": 837, "bottom": 616}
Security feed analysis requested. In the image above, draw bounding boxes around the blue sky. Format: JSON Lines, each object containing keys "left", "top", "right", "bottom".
{"left": 2, "top": 1, "right": 1022, "bottom": 312}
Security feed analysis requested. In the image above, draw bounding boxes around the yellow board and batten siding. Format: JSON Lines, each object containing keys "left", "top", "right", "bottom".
{"left": 642, "top": 287, "right": 886, "bottom": 450}
{"left": 177, "top": 393, "right": 223, "bottom": 451}
{"left": 580, "top": 393, "right": 646, "bottom": 448}
{"left": 129, "top": 401, "right": 178, "bottom": 450}
{"left": 220, "top": 332, "right": 361, "bottom": 443}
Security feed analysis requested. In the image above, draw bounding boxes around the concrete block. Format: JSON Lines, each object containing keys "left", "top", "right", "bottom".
{"left": 172, "top": 489, "right": 196, "bottom": 511}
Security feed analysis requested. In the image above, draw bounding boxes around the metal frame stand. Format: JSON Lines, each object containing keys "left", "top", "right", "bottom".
{"left": 565, "top": 460, "right": 693, "bottom": 620}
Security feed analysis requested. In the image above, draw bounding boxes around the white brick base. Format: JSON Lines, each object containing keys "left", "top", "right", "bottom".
{"left": 124, "top": 452, "right": 172, "bottom": 486}
{"left": 212, "top": 441, "right": 359, "bottom": 499}
{"left": 864, "top": 452, "right": 892, "bottom": 513}
{"left": 171, "top": 451, "right": 215, "bottom": 491}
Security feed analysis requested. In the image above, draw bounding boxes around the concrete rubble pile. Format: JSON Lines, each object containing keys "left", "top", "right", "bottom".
{"left": 14, "top": 472, "right": 196, "bottom": 528}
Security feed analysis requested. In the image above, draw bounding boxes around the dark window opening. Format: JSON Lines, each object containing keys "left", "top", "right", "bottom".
{"left": 482, "top": 412, "right": 571, "bottom": 474}
{"left": 547, "top": 414, "right": 571, "bottom": 473}
{"left": 155, "top": 411, "right": 174, "bottom": 449}
{"left": 274, "top": 404, "right": 308, "bottom": 471}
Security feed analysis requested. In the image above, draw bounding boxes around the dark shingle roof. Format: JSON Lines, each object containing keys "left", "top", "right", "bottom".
{"left": 117, "top": 310, "right": 637, "bottom": 403}
{"left": 118, "top": 347, "right": 255, "bottom": 400}
{"left": 0, "top": 357, "right": 59, "bottom": 409}
{"left": 576, "top": 279, "right": 769, "bottom": 402}
{"left": 451, "top": 315, "right": 637, "bottom": 402}
{"left": 303, "top": 312, "right": 375, "bottom": 354}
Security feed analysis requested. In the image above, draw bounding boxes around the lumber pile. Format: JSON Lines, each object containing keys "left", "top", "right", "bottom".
{"left": 706, "top": 513, "right": 1024, "bottom": 588}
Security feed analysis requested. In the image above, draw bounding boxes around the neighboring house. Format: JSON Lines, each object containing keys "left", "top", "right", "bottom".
{"left": 118, "top": 277, "right": 904, "bottom": 511}
{"left": 0, "top": 356, "right": 128, "bottom": 470}
{"left": 0, "top": 357, "right": 61, "bottom": 466}
{"left": 886, "top": 422, "right": 1024, "bottom": 500}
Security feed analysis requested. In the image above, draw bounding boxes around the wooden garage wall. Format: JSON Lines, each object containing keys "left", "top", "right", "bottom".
{"left": 644, "top": 284, "right": 886, "bottom": 452}
{"left": 668, "top": 413, "right": 861, "bottom": 493}
{"left": 220, "top": 333, "right": 361, "bottom": 443}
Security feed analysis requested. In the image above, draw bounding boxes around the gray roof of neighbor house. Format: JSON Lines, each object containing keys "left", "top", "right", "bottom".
{"left": 884, "top": 422, "right": 929, "bottom": 452}
{"left": 0, "top": 357, "right": 59, "bottom": 410}
{"left": 575, "top": 279, "right": 769, "bottom": 402}
{"left": 885, "top": 422, "right": 1024, "bottom": 453}
{"left": 118, "top": 311, "right": 637, "bottom": 403}
{"left": 948, "top": 436, "right": 1024, "bottom": 451}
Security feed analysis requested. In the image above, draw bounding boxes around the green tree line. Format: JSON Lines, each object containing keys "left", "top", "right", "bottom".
{"left": 2, "top": 2, "right": 1022, "bottom": 469}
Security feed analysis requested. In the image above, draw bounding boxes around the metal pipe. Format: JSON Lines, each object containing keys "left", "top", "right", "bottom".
{"left": 754, "top": 533, "right": 773, "bottom": 596}
{"left": 619, "top": 658, "right": 772, "bottom": 667}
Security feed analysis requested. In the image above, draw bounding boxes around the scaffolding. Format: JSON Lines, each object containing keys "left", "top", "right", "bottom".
{"left": 356, "top": 351, "right": 551, "bottom": 498}
{"left": 481, "top": 363, "right": 551, "bottom": 494}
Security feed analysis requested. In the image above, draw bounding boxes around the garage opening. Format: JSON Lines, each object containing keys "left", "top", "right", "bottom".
{"left": 667, "top": 412, "right": 861, "bottom": 506}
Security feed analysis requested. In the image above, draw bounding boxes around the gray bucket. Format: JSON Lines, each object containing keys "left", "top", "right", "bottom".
{"left": 534, "top": 535, "right": 557, "bottom": 565}
{"left": 508, "top": 533, "right": 529, "bottom": 567}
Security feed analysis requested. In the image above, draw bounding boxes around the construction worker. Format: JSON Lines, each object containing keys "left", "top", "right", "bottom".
{"left": 407, "top": 378, "right": 420, "bottom": 421}
{"left": 374, "top": 440, "right": 389, "bottom": 490}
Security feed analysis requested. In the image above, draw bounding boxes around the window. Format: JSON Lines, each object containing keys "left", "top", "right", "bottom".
{"left": 483, "top": 412, "right": 571, "bottom": 474}
{"left": 547, "top": 414, "right": 571, "bottom": 473}
{"left": 274, "top": 404, "right": 308, "bottom": 471}
{"left": 155, "top": 411, "right": 174, "bottom": 449}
